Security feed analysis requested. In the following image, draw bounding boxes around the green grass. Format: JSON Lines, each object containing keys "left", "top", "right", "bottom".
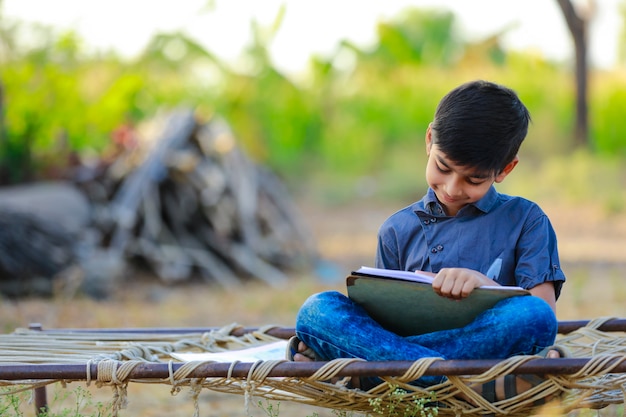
{"left": 0, "top": 385, "right": 114, "bottom": 417}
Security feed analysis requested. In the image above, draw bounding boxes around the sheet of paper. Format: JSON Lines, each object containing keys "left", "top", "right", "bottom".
{"left": 356, "top": 266, "right": 434, "bottom": 284}
{"left": 171, "top": 340, "right": 288, "bottom": 362}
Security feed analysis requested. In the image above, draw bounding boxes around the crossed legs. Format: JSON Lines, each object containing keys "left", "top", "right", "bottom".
{"left": 293, "top": 291, "right": 560, "bottom": 396}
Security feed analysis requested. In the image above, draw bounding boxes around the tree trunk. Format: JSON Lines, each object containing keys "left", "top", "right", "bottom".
{"left": 556, "top": 0, "right": 590, "bottom": 147}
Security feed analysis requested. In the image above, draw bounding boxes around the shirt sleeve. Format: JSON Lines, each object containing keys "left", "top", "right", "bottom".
{"left": 514, "top": 211, "right": 566, "bottom": 299}
{"left": 375, "top": 225, "right": 401, "bottom": 270}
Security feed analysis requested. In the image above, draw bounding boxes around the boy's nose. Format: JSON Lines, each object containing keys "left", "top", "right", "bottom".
{"left": 445, "top": 179, "right": 464, "bottom": 197}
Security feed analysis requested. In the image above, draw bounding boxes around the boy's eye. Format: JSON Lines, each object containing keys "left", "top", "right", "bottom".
{"left": 466, "top": 174, "right": 490, "bottom": 185}
{"left": 436, "top": 164, "right": 450, "bottom": 173}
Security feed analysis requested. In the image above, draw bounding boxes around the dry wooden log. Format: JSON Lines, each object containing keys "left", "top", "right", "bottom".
{"left": 181, "top": 245, "right": 241, "bottom": 288}
{"left": 107, "top": 109, "right": 197, "bottom": 256}
{"left": 189, "top": 161, "right": 227, "bottom": 206}
{"left": 138, "top": 183, "right": 162, "bottom": 242}
{"left": 193, "top": 221, "right": 288, "bottom": 287}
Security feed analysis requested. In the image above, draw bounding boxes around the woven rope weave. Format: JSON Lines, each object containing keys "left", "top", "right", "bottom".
{"left": 0, "top": 318, "right": 624, "bottom": 416}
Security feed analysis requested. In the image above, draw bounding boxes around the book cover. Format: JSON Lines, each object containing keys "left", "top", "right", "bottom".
{"left": 346, "top": 266, "right": 529, "bottom": 336}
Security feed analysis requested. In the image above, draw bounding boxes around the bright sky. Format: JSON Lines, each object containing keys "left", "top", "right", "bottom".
{"left": 3, "top": 0, "right": 623, "bottom": 72}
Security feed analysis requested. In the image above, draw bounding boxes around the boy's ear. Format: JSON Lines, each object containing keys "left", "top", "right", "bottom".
{"left": 425, "top": 124, "right": 433, "bottom": 155}
{"left": 494, "top": 156, "right": 519, "bottom": 183}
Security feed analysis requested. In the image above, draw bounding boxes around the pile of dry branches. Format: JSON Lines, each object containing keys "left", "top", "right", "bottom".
{"left": 0, "top": 109, "right": 317, "bottom": 296}
{"left": 80, "top": 109, "right": 317, "bottom": 288}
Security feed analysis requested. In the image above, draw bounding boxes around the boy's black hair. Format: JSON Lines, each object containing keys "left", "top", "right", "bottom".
{"left": 430, "top": 80, "right": 531, "bottom": 175}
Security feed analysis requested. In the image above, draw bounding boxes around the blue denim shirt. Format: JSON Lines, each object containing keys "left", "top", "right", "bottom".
{"left": 375, "top": 186, "right": 566, "bottom": 298}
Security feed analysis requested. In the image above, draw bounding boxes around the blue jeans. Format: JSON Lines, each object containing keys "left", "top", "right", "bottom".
{"left": 295, "top": 291, "right": 557, "bottom": 386}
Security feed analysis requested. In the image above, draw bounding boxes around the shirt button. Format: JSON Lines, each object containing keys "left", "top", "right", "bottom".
{"left": 436, "top": 244, "right": 444, "bottom": 251}
{"left": 431, "top": 218, "right": 437, "bottom": 223}
{"left": 431, "top": 247, "right": 438, "bottom": 253}
{"left": 423, "top": 220, "right": 430, "bottom": 225}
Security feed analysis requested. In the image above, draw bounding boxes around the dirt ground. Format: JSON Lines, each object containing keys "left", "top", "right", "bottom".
{"left": 1, "top": 199, "right": 625, "bottom": 416}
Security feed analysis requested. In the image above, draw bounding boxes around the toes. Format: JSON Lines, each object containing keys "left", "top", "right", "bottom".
{"left": 546, "top": 349, "right": 561, "bottom": 359}
{"left": 293, "top": 352, "right": 314, "bottom": 362}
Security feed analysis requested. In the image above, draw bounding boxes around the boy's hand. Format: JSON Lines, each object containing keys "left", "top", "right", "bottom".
{"left": 431, "top": 268, "right": 498, "bottom": 299}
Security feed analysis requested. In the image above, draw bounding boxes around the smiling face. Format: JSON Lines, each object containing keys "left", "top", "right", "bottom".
{"left": 425, "top": 126, "right": 518, "bottom": 216}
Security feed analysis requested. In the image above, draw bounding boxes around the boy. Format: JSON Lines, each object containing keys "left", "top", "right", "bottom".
{"left": 292, "top": 80, "right": 566, "bottom": 401}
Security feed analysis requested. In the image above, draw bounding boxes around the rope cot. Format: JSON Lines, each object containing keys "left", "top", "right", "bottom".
{"left": 0, "top": 318, "right": 624, "bottom": 417}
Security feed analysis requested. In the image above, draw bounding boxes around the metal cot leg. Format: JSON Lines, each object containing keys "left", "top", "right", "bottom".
{"left": 29, "top": 323, "right": 49, "bottom": 416}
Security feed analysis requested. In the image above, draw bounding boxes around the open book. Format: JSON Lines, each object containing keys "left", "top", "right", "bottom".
{"left": 346, "top": 266, "right": 529, "bottom": 336}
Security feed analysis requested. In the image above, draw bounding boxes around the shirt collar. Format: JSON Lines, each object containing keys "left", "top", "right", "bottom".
{"left": 423, "top": 188, "right": 444, "bottom": 215}
{"left": 422, "top": 186, "right": 499, "bottom": 216}
{"left": 473, "top": 186, "right": 499, "bottom": 213}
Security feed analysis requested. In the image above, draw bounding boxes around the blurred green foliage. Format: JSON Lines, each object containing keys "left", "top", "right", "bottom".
{"left": 1, "top": 6, "right": 625, "bottom": 210}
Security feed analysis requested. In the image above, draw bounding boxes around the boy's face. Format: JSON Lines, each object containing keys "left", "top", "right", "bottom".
{"left": 425, "top": 126, "right": 517, "bottom": 216}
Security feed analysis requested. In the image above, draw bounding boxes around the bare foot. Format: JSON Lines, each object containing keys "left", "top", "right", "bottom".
{"left": 292, "top": 340, "right": 362, "bottom": 388}
{"left": 293, "top": 340, "right": 315, "bottom": 362}
{"left": 546, "top": 348, "right": 561, "bottom": 359}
